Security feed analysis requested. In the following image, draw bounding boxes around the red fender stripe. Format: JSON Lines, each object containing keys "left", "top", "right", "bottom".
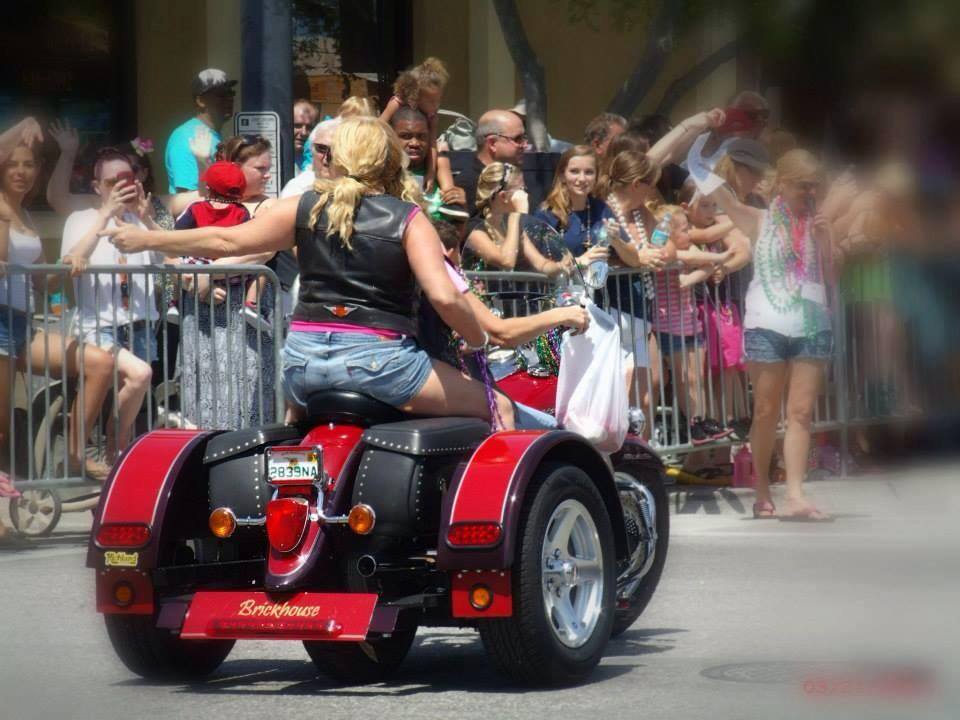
{"left": 98, "top": 429, "right": 207, "bottom": 528}
{"left": 447, "top": 430, "right": 546, "bottom": 526}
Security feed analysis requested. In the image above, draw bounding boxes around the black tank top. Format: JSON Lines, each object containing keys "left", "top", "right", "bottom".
{"left": 293, "top": 191, "right": 419, "bottom": 336}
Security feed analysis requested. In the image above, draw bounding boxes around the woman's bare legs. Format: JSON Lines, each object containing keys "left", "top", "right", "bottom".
{"left": 103, "top": 347, "right": 152, "bottom": 462}
{"left": 26, "top": 333, "right": 113, "bottom": 471}
{"left": 781, "top": 358, "right": 827, "bottom": 516}
{"left": 401, "top": 359, "right": 516, "bottom": 430}
{"left": 747, "top": 361, "right": 789, "bottom": 508}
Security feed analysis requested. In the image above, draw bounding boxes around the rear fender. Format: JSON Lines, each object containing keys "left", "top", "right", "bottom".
{"left": 264, "top": 424, "right": 365, "bottom": 591}
{"left": 87, "top": 429, "right": 214, "bottom": 573}
{"left": 437, "top": 430, "right": 627, "bottom": 570}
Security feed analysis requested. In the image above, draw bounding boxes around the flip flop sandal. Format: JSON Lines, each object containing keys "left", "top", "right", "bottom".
{"left": 752, "top": 500, "right": 777, "bottom": 519}
{"left": 778, "top": 506, "right": 834, "bottom": 523}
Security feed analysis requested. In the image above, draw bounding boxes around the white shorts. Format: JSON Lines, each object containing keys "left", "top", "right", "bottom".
{"left": 609, "top": 307, "right": 650, "bottom": 368}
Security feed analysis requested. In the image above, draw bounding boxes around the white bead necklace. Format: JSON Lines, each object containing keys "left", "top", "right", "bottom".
{"left": 607, "top": 193, "right": 655, "bottom": 296}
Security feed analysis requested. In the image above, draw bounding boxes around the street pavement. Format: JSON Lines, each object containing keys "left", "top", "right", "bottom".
{"left": 1, "top": 461, "right": 958, "bottom": 720}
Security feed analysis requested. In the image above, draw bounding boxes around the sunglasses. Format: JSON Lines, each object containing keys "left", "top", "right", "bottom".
{"left": 493, "top": 132, "right": 527, "bottom": 146}
{"left": 238, "top": 134, "right": 266, "bottom": 147}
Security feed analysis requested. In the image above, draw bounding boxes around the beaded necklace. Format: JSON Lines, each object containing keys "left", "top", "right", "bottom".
{"left": 607, "top": 193, "right": 655, "bottom": 297}
{"left": 757, "top": 196, "right": 823, "bottom": 337}
{"left": 442, "top": 260, "right": 506, "bottom": 431}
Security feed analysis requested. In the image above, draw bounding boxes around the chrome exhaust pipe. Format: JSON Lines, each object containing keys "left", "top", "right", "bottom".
{"left": 356, "top": 554, "right": 377, "bottom": 578}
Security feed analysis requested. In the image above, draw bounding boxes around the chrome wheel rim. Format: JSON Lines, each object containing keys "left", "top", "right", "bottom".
{"left": 541, "top": 499, "right": 605, "bottom": 648}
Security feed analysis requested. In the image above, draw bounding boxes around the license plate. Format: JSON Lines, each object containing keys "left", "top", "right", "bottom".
{"left": 266, "top": 446, "right": 321, "bottom": 483}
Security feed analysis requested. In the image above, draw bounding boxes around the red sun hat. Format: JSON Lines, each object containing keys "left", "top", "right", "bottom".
{"left": 201, "top": 161, "right": 246, "bottom": 200}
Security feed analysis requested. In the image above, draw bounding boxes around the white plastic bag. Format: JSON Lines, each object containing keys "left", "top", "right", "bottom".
{"left": 555, "top": 301, "right": 628, "bottom": 452}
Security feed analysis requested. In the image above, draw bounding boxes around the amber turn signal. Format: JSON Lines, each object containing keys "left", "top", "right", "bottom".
{"left": 469, "top": 584, "right": 493, "bottom": 611}
{"left": 209, "top": 507, "right": 237, "bottom": 538}
{"left": 113, "top": 582, "right": 134, "bottom": 607}
{"left": 347, "top": 504, "right": 376, "bottom": 535}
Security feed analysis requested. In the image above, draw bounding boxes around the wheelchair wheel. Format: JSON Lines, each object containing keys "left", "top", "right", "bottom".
{"left": 9, "top": 488, "right": 62, "bottom": 537}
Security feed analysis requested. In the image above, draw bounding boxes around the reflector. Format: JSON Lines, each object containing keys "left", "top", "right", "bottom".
{"left": 95, "top": 524, "right": 151, "bottom": 549}
{"left": 266, "top": 497, "right": 309, "bottom": 552}
{"left": 469, "top": 584, "right": 493, "bottom": 610}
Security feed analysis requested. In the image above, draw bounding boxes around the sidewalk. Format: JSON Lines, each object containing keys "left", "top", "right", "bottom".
{"left": 668, "top": 459, "right": 959, "bottom": 520}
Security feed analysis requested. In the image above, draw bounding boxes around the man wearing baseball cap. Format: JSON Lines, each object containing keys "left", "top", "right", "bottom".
{"left": 164, "top": 68, "right": 237, "bottom": 193}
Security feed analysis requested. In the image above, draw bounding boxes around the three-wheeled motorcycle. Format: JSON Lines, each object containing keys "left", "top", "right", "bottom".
{"left": 88, "top": 220, "right": 669, "bottom": 686}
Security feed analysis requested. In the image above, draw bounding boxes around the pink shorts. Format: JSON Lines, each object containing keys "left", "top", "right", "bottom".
{"left": 701, "top": 300, "right": 745, "bottom": 372}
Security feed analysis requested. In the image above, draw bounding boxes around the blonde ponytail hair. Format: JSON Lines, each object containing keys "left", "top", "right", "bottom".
{"left": 310, "top": 116, "right": 423, "bottom": 248}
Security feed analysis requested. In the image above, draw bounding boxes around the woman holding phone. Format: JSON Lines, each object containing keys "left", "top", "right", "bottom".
{"left": 60, "top": 148, "right": 160, "bottom": 463}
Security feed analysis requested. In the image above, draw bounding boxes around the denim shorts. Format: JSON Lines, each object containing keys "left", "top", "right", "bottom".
{"left": 515, "top": 402, "right": 558, "bottom": 430}
{"left": 657, "top": 332, "right": 703, "bottom": 356}
{"left": 743, "top": 328, "right": 833, "bottom": 363}
{"left": 0, "top": 308, "right": 30, "bottom": 358}
{"left": 89, "top": 321, "right": 158, "bottom": 363}
{"left": 282, "top": 330, "right": 434, "bottom": 409}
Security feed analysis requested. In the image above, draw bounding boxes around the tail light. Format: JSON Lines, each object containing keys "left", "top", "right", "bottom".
{"left": 266, "top": 497, "right": 309, "bottom": 553}
{"left": 95, "top": 524, "right": 151, "bottom": 549}
{"left": 447, "top": 522, "right": 502, "bottom": 547}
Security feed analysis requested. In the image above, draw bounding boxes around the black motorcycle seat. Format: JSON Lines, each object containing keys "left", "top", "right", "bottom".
{"left": 305, "top": 389, "right": 407, "bottom": 427}
{"left": 362, "top": 417, "right": 490, "bottom": 457}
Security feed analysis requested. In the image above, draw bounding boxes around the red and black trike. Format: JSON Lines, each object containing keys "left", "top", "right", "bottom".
{"left": 87, "top": 221, "right": 669, "bottom": 686}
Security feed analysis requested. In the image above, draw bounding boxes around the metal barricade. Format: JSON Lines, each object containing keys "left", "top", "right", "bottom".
{"left": 464, "top": 265, "right": 923, "bottom": 465}
{"left": 1, "top": 264, "right": 283, "bottom": 503}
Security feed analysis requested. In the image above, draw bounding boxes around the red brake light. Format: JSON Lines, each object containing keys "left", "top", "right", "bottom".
{"left": 447, "top": 522, "right": 502, "bottom": 547}
{"left": 266, "top": 497, "right": 309, "bottom": 553}
{"left": 96, "top": 524, "right": 151, "bottom": 548}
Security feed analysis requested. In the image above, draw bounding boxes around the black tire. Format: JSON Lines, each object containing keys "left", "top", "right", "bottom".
{"left": 9, "top": 488, "right": 62, "bottom": 537}
{"left": 478, "top": 463, "right": 616, "bottom": 686}
{"left": 610, "top": 465, "right": 669, "bottom": 638}
{"left": 104, "top": 613, "right": 234, "bottom": 680}
{"left": 304, "top": 629, "right": 417, "bottom": 684}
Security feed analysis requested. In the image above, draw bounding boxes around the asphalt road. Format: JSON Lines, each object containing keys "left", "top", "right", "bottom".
{"left": 2, "top": 463, "right": 958, "bottom": 720}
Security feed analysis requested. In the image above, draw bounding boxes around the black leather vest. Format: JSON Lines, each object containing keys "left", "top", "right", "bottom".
{"left": 293, "top": 191, "right": 418, "bottom": 335}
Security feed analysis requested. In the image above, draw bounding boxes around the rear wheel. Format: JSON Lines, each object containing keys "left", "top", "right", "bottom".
{"left": 104, "top": 613, "right": 234, "bottom": 680}
{"left": 479, "top": 463, "right": 615, "bottom": 686}
{"left": 304, "top": 629, "right": 417, "bottom": 684}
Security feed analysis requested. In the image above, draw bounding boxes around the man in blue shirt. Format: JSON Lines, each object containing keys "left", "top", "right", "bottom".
{"left": 164, "top": 68, "right": 237, "bottom": 193}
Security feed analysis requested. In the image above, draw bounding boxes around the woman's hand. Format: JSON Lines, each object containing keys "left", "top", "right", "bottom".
{"left": 680, "top": 108, "right": 725, "bottom": 134}
{"left": 637, "top": 246, "right": 666, "bottom": 270}
{"left": 509, "top": 189, "right": 529, "bottom": 215}
{"left": 102, "top": 220, "right": 152, "bottom": 253}
{"left": 62, "top": 254, "right": 88, "bottom": 278}
{"left": 576, "top": 245, "right": 609, "bottom": 267}
{"left": 48, "top": 119, "right": 79, "bottom": 155}
{"left": 558, "top": 305, "right": 590, "bottom": 333}
{"left": 134, "top": 182, "right": 155, "bottom": 223}
{"left": 18, "top": 117, "right": 44, "bottom": 147}
{"left": 812, "top": 213, "right": 831, "bottom": 242}
{"left": 101, "top": 180, "right": 138, "bottom": 220}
